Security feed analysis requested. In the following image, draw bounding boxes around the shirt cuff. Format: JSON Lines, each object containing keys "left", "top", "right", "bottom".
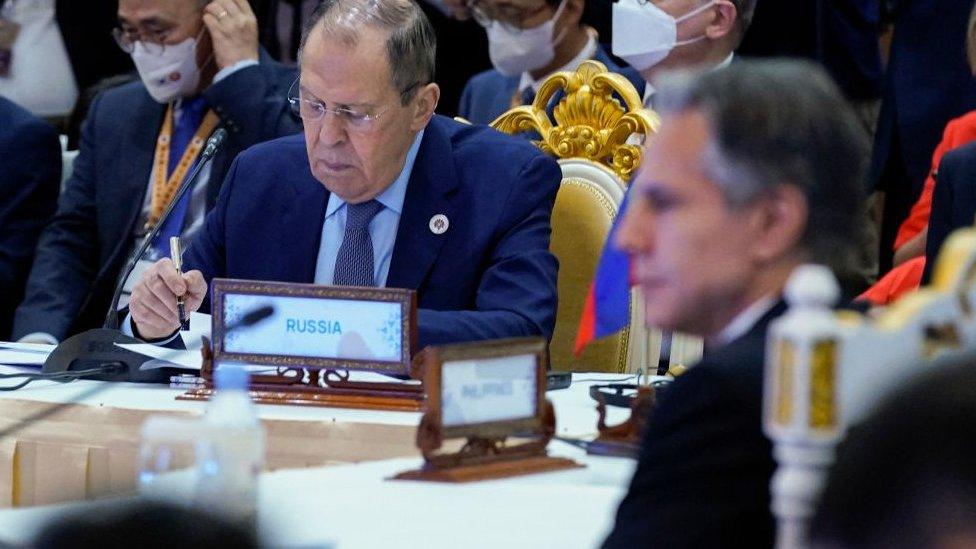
{"left": 122, "top": 313, "right": 181, "bottom": 346}
{"left": 18, "top": 332, "right": 58, "bottom": 345}
{"left": 213, "top": 59, "right": 260, "bottom": 84}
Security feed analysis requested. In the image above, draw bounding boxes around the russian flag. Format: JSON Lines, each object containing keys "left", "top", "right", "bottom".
{"left": 574, "top": 191, "right": 633, "bottom": 356}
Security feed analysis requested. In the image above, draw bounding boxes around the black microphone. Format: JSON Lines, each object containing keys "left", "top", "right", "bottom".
{"left": 104, "top": 128, "right": 228, "bottom": 329}
{"left": 39, "top": 129, "right": 228, "bottom": 385}
{"left": 0, "top": 305, "right": 274, "bottom": 439}
{"left": 224, "top": 305, "right": 274, "bottom": 333}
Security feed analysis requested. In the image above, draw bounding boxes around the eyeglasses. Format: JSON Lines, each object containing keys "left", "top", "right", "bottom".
{"left": 112, "top": 25, "right": 203, "bottom": 55}
{"left": 287, "top": 79, "right": 421, "bottom": 132}
{"left": 467, "top": 0, "right": 551, "bottom": 31}
{"left": 112, "top": 27, "right": 171, "bottom": 55}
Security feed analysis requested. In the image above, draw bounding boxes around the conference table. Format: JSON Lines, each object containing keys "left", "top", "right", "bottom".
{"left": 0, "top": 363, "right": 641, "bottom": 547}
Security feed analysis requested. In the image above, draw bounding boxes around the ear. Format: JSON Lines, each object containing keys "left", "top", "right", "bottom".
{"left": 747, "top": 185, "right": 809, "bottom": 264}
{"left": 410, "top": 83, "right": 440, "bottom": 132}
{"left": 705, "top": 0, "right": 737, "bottom": 41}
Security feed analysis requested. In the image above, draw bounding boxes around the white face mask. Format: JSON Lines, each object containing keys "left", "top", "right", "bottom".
{"left": 131, "top": 32, "right": 206, "bottom": 103}
{"left": 488, "top": 0, "right": 569, "bottom": 77}
{"left": 612, "top": 0, "right": 714, "bottom": 72}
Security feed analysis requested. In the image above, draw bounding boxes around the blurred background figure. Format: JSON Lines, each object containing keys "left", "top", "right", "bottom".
{"left": 252, "top": 0, "right": 318, "bottom": 64}
{"left": 0, "top": 0, "right": 133, "bottom": 131}
{"left": 859, "top": 0, "right": 976, "bottom": 304}
{"left": 870, "top": 0, "right": 976, "bottom": 274}
{"left": 810, "top": 361, "right": 976, "bottom": 549}
{"left": 458, "top": 0, "right": 642, "bottom": 124}
{"left": 34, "top": 501, "right": 259, "bottom": 549}
{"left": 611, "top": 0, "right": 755, "bottom": 107}
{"left": 0, "top": 95, "right": 60, "bottom": 341}
{"left": 738, "top": 0, "right": 883, "bottom": 123}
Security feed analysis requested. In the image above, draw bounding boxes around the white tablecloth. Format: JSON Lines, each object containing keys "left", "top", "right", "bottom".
{"left": 0, "top": 443, "right": 635, "bottom": 548}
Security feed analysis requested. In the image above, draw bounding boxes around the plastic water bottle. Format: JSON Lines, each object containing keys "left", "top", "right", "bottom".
{"left": 195, "top": 364, "right": 265, "bottom": 527}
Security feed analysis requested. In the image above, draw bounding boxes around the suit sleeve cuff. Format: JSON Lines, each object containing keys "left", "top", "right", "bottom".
{"left": 213, "top": 59, "right": 260, "bottom": 84}
{"left": 123, "top": 313, "right": 181, "bottom": 346}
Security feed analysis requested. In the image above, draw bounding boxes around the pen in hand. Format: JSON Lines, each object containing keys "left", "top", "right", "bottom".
{"left": 169, "top": 236, "right": 189, "bottom": 331}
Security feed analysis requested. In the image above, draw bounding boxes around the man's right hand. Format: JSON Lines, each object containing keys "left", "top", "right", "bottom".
{"left": 130, "top": 258, "right": 208, "bottom": 340}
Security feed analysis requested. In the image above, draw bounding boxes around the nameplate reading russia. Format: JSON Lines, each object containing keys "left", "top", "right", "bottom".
{"left": 210, "top": 279, "right": 416, "bottom": 375}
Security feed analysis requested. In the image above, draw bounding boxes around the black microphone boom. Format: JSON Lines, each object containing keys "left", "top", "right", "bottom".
{"left": 40, "top": 129, "right": 228, "bottom": 385}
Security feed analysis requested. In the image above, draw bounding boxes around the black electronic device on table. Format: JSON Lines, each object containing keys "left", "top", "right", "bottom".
{"left": 546, "top": 371, "right": 572, "bottom": 391}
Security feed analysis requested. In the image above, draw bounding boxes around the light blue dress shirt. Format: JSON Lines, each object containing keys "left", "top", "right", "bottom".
{"left": 314, "top": 129, "right": 424, "bottom": 287}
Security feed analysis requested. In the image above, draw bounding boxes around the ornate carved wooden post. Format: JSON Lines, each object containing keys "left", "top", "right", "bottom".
{"left": 763, "top": 265, "right": 843, "bottom": 549}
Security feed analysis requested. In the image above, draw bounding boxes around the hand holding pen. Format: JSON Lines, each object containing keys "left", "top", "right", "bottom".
{"left": 128, "top": 244, "right": 208, "bottom": 340}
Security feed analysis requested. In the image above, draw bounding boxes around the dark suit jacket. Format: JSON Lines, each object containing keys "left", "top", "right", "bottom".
{"left": 55, "top": 0, "right": 134, "bottom": 94}
{"left": 738, "top": 0, "right": 882, "bottom": 103}
{"left": 183, "top": 114, "right": 561, "bottom": 350}
{"left": 457, "top": 44, "right": 645, "bottom": 125}
{"left": 923, "top": 141, "right": 976, "bottom": 283}
{"left": 12, "top": 53, "right": 301, "bottom": 341}
{"left": 869, "top": 0, "right": 976, "bottom": 260}
{"left": 0, "top": 97, "right": 61, "bottom": 340}
{"left": 603, "top": 301, "right": 788, "bottom": 549}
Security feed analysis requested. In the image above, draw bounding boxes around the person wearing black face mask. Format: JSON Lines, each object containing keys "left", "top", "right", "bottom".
{"left": 11, "top": 0, "right": 301, "bottom": 346}
{"left": 457, "top": 0, "right": 644, "bottom": 125}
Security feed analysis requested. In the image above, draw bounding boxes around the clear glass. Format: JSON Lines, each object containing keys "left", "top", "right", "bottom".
{"left": 137, "top": 416, "right": 203, "bottom": 504}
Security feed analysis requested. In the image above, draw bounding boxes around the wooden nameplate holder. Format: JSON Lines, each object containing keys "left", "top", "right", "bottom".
{"left": 177, "top": 279, "right": 424, "bottom": 412}
{"left": 393, "top": 338, "right": 583, "bottom": 482}
{"left": 586, "top": 384, "right": 656, "bottom": 458}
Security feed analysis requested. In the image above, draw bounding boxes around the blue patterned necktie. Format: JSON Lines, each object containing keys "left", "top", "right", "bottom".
{"left": 332, "top": 200, "right": 384, "bottom": 287}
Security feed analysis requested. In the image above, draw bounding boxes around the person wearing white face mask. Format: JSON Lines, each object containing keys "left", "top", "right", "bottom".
{"left": 458, "top": 0, "right": 645, "bottom": 124}
{"left": 612, "top": 0, "right": 755, "bottom": 107}
{"left": 12, "top": 0, "right": 301, "bottom": 345}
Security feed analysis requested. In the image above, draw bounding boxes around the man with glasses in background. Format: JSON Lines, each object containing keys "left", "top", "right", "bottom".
{"left": 458, "top": 0, "right": 644, "bottom": 124}
{"left": 126, "top": 0, "right": 561, "bottom": 350}
{"left": 12, "top": 0, "right": 300, "bottom": 345}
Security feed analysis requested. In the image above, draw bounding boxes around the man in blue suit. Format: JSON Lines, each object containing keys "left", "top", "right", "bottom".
{"left": 0, "top": 97, "right": 61, "bottom": 340}
{"left": 12, "top": 0, "right": 300, "bottom": 344}
{"left": 458, "top": 0, "right": 644, "bottom": 124}
{"left": 127, "top": 0, "right": 561, "bottom": 350}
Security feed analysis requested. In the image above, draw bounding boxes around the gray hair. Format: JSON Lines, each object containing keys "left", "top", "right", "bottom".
{"left": 653, "top": 59, "right": 869, "bottom": 275}
{"left": 299, "top": 0, "right": 436, "bottom": 104}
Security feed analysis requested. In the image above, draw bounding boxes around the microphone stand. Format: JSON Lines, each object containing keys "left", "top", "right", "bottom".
{"left": 42, "top": 130, "right": 228, "bottom": 384}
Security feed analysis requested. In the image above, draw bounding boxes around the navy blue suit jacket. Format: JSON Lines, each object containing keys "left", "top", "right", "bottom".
{"left": 12, "top": 53, "right": 301, "bottom": 340}
{"left": 0, "top": 98, "right": 61, "bottom": 340}
{"left": 457, "top": 44, "right": 646, "bottom": 125}
{"left": 604, "top": 301, "right": 787, "bottom": 549}
{"left": 870, "top": 0, "right": 976, "bottom": 194}
{"left": 184, "top": 115, "right": 561, "bottom": 350}
{"left": 923, "top": 141, "right": 976, "bottom": 283}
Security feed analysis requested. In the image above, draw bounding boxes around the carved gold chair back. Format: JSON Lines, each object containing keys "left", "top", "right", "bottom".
{"left": 490, "top": 60, "right": 662, "bottom": 373}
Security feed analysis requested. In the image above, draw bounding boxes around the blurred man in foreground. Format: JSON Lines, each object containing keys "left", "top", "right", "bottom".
{"left": 603, "top": 60, "right": 868, "bottom": 547}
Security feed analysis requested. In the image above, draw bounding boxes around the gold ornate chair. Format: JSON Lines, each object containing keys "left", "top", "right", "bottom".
{"left": 489, "top": 60, "right": 661, "bottom": 373}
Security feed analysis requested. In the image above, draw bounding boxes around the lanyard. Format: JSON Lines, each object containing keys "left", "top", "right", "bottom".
{"left": 146, "top": 103, "right": 220, "bottom": 231}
